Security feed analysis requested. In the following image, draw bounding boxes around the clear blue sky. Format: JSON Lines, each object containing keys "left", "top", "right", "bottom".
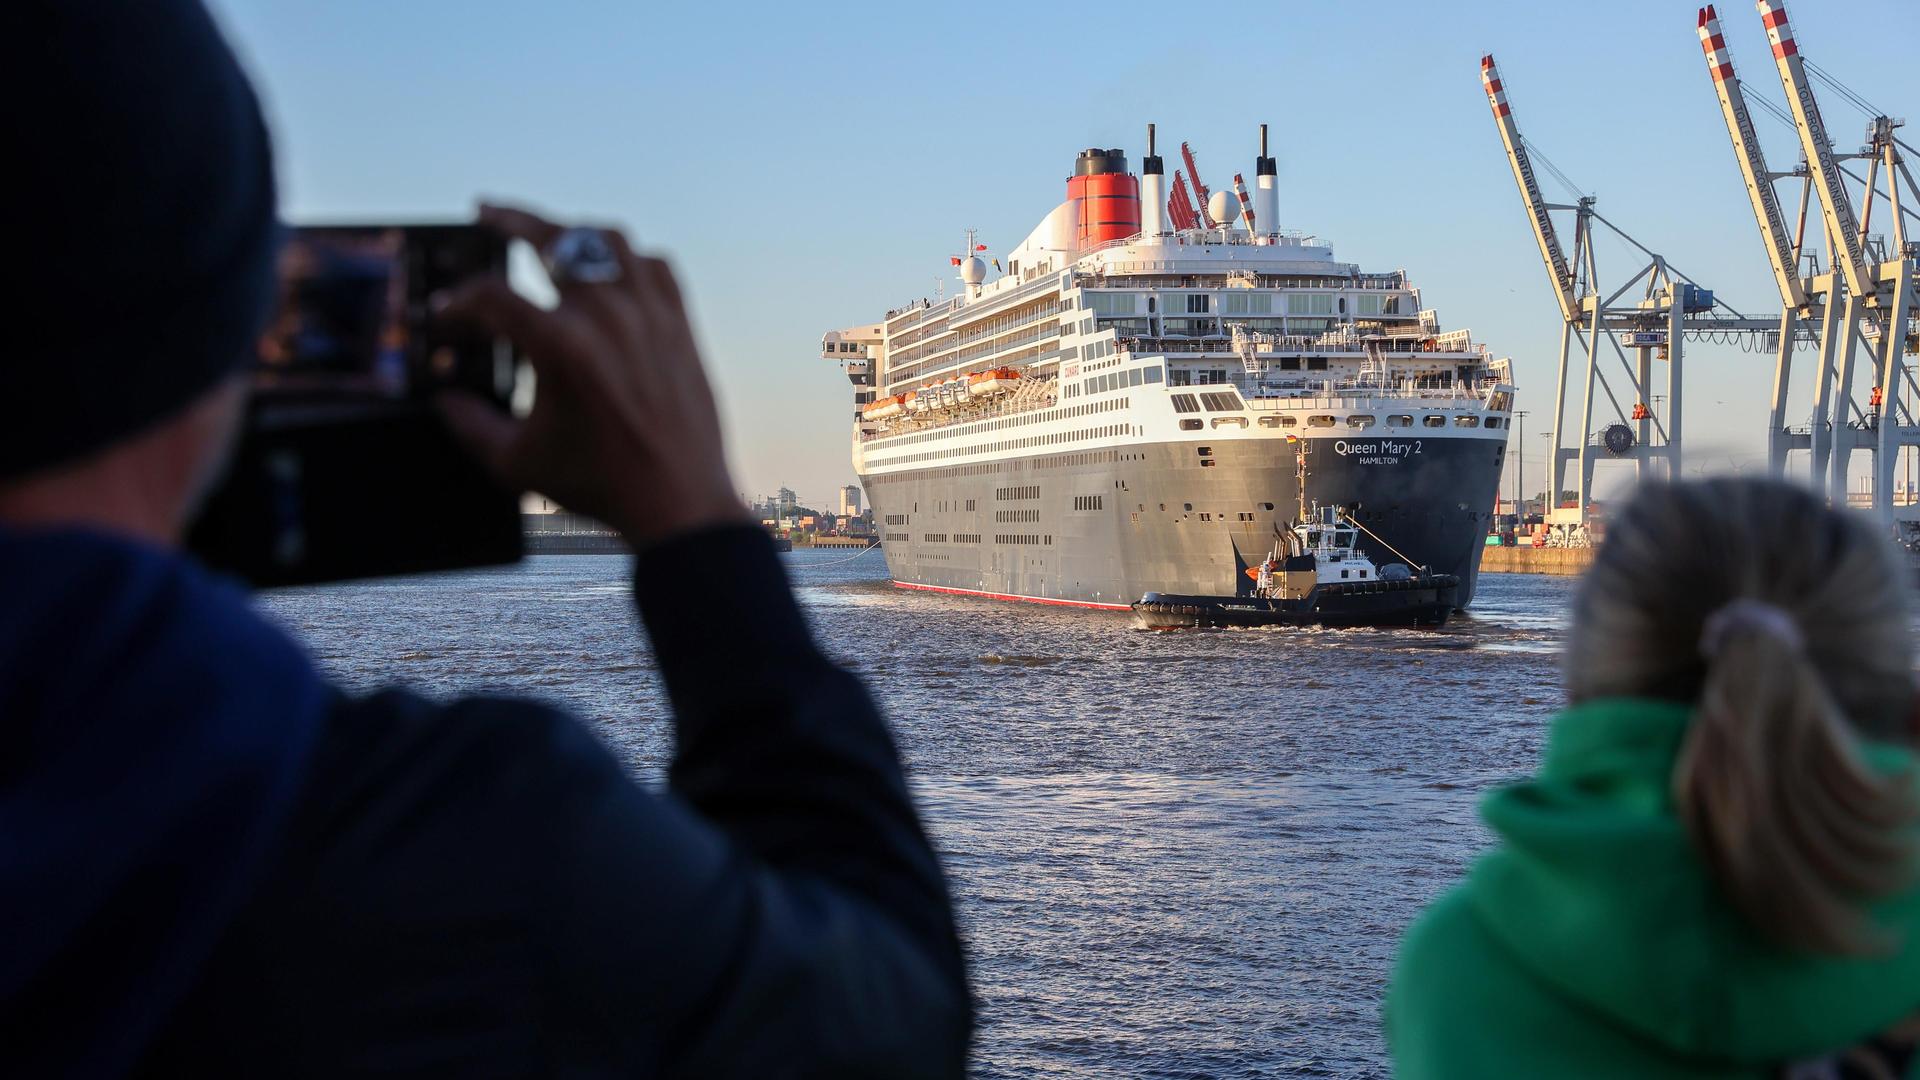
{"left": 209, "top": 0, "right": 1915, "bottom": 510}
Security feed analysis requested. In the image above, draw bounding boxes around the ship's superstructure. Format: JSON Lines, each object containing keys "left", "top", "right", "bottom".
{"left": 823, "top": 128, "right": 1515, "bottom": 610}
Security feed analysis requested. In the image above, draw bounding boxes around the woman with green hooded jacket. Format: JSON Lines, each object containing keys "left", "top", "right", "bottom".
{"left": 1388, "top": 479, "right": 1920, "bottom": 1077}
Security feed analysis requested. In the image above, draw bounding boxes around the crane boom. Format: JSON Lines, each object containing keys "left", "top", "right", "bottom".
{"left": 1168, "top": 171, "right": 1199, "bottom": 231}
{"left": 1755, "top": 0, "right": 1876, "bottom": 302}
{"left": 1697, "top": 6, "right": 1809, "bottom": 311}
{"left": 1180, "top": 142, "right": 1215, "bottom": 227}
{"left": 1480, "top": 55, "right": 1580, "bottom": 323}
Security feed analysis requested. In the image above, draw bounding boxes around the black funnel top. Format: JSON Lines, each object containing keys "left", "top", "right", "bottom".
{"left": 1074, "top": 148, "right": 1130, "bottom": 176}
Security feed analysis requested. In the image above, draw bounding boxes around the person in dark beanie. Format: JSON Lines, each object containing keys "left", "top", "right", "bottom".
{"left": 2, "top": 3, "right": 971, "bottom": 1077}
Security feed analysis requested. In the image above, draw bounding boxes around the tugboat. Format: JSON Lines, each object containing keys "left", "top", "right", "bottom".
{"left": 1131, "top": 442, "right": 1458, "bottom": 629}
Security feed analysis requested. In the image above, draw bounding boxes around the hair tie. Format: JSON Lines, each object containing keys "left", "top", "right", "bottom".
{"left": 1699, "top": 599, "right": 1804, "bottom": 660}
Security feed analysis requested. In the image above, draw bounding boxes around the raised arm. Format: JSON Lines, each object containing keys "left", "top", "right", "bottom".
{"left": 435, "top": 205, "right": 970, "bottom": 1075}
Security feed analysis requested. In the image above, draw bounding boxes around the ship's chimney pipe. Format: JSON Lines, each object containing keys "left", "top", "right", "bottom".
{"left": 1140, "top": 123, "right": 1167, "bottom": 236}
{"left": 1067, "top": 146, "right": 1140, "bottom": 250}
{"left": 1254, "top": 123, "right": 1279, "bottom": 242}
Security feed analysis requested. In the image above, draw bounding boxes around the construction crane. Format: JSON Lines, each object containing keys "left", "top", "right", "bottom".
{"left": 1699, "top": 7, "right": 1808, "bottom": 314}
{"left": 1709, "top": 1, "right": 1919, "bottom": 521}
{"left": 1758, "top": 0, "right": 1875, "bottom": 303}
{"left": 1758, "top": 0, "right": 1878, "bottom": 502}
{"left": 1479, "top": 54, "right": 1781, "bottom": 540}
{"left": 1697, "top": 5, "right": 1831, "bottom": 484}
{"left": 1480, "top": 56, "right": 1580, "bottom": 327}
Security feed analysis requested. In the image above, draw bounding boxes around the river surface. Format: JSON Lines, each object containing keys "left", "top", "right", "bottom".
{"left": 259, "top": 550, "right": 1574, "bottom": 1078}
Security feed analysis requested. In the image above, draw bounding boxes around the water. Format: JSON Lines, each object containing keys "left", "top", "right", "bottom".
{"left": 259, "top": 551, "right": 1574, "bottom": 1077}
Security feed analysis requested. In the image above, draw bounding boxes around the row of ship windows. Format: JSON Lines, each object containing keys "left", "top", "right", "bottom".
{"left": 995, "top": 509, "right": 1040, "bottom": 523}
{"left": 1071, "top": 495, "right": 1105, "bottom": 511}
{"left": 1174, "top": 412, "right": 1501, "bottom": 432}
{"left": 1065, "top": 365, "right": 1161, "bottom": 399}
{"left": 894, "top": 534, "right": 1053, "bottom": 545}
{"left": 995, "top": 486, "right": 1040, "bottom": 501}
{"left": 864, "top": 449, "right": 1137, "bottom": 487}
{"left": 1299, "top": 413, "right": 1496, "bottom": 429}
{"left": 1173, "top": 413, "right": 1500, "bottom": 432}
{"left": 1170, "top": 392, "right": 1245, "bottom": 414}
{"left": 872, "top": 422, "right": 1135, "bottom": 466}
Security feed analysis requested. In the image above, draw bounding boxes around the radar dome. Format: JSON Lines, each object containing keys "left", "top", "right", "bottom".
{"left": 960, "top": 256, "right": 987, "bottom": 285}
{"left": 1208, "top": 191, "right": 1240, "bottom": 228}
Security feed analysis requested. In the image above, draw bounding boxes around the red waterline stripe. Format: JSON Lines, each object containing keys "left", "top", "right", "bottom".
{"left": 890, "top": 580, "right": 1132, "bottom": 611}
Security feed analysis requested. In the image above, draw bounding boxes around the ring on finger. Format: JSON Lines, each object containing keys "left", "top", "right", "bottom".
{"left": 544, "top": 227, "right": 624, "bottom": 285}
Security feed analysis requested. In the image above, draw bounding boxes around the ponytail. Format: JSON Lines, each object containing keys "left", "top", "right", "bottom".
{"left": 1566, "top": 479, "right": 1920, "bottom": 957}
{"left": 1677, "top": 625, "right": 1916, "bottom": 954}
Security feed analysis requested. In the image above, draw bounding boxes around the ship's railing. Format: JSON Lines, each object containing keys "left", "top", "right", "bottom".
{"left": 1238, "top": 377, "right": 1508, "bottom": 407}
{"left": 1075, "top": 269, "right": 1411, "bottom": 292}
{"left": 1117, "top": 334, "right": 1489, "bottom": 358}
{"left": 1077, "top": 228, "right": 1325, "bottom": 258}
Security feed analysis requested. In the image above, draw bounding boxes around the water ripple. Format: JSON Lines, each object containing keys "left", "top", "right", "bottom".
{"left": 258, "top": 551, "right": 1574, "bottom": 1076}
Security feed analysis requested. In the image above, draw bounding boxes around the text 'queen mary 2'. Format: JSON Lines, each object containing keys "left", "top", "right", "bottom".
{"left": 821, "top": 126, "right": 1515, "bottom": 611}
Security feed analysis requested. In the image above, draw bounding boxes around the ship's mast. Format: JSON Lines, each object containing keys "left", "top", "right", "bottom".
{"left": 1294, "top": 436, "right": 1310, "bottom": 528}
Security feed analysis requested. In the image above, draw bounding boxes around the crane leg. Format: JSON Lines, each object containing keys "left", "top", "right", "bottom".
{"left": 1768, "top": 310, "right": 1797, "bottom": 477}
{"left": 1576, "top": 308, "right": 1602, "bottom": 524}
{"left": 1828, "top": 295, "right": 1864, "bottom": 499}
{"left": 1636, "top": 346, "right": 1652, "bottom": 482}
{"left": 1547, "top": 321, "right": 1572, "bottom": 506}
{"left": 1667, "top": 292, "right": 1684, "bottom": 480}
{"left": 1877, "top": 264, "right": 1914, "bottom": 525}
{"left": 1809, "top": 291, "right": 1844, "bottom": 495}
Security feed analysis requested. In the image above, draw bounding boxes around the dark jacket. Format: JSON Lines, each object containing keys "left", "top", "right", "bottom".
{"left": 0, "top": 524, "right": 970, "bottom": 1077}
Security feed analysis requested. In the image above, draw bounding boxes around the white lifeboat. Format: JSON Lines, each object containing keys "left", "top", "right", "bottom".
{"left": 904, "top": 389, "right": 929, "bottom": 414}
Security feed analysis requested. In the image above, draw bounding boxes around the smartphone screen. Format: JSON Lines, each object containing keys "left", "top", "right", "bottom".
{"left": 187, "top": 223, "right": 524, "bottom": 586}
{"left": 257, "top": 226, "right": 509, "bottom": 412}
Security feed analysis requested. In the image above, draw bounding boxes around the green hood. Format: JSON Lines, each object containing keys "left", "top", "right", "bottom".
{"left": 1466, "top": 697, "right": 1920, "bottom": 1062}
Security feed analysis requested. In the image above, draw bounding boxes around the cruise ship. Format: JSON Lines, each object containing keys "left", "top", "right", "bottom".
{"left": 822, "top": 127, "right": 1515, "bottom": 611}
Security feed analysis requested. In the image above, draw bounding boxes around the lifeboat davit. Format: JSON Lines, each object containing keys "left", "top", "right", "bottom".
{"left": 967, "top": 366, "right": 1021, "bottom": 397}
{"left": 862, "top": 394, "right": 905, "bottom": 422}
{"left": 904, "top": 389, "right": 929, "bottom": 414}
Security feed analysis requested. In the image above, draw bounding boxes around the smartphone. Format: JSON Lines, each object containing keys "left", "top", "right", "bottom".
{"left": 187, "top": 224, "right": 524, "bottom": 586}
